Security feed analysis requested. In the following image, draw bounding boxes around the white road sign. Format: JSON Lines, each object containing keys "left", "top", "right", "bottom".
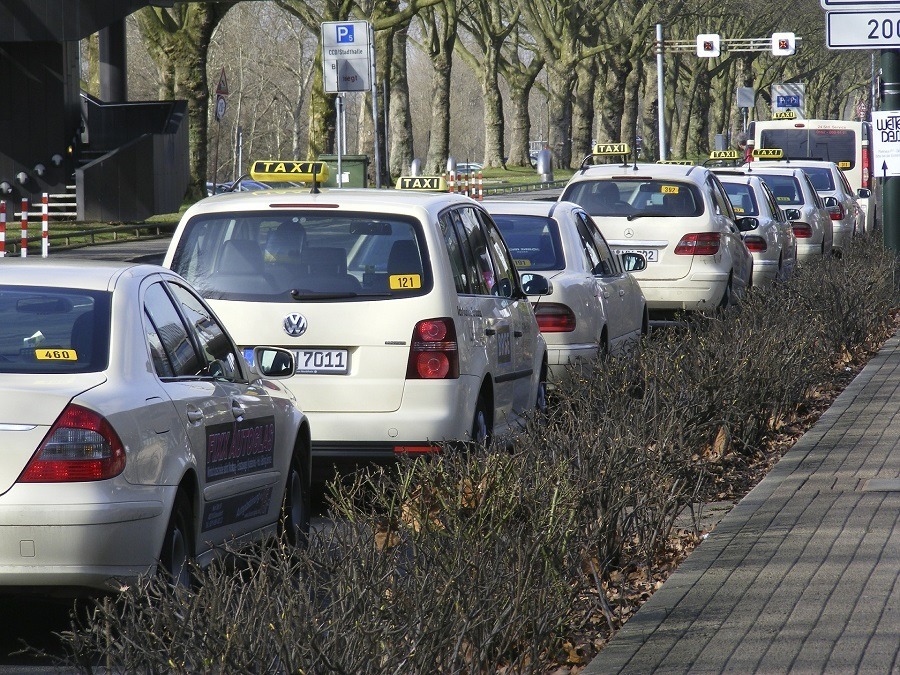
{"left": 828, "top": 10, "right": 900, "bottom": 49}
{"left": 871, "top": 111, "right": 900, "bottom": 177}
{"left": 821, "top": 0, "right": 900, "bottom": 6}
{"left": 321, "top": 21, "right": 372, "bottom": 93}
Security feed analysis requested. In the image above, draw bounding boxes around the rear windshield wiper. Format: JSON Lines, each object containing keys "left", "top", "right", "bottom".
{"left": 290, "top": 290, "right": 393, "bottom": 301}
{"left": 626, "top": 212, "right": 659, "bottom": 221}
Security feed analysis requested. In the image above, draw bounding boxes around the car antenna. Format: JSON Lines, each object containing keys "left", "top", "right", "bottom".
{"left": 311, "top": 165, "right": 321, "bottom": 194}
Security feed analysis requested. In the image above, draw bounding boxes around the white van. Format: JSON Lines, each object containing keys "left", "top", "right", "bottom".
{"left": 747, "top": 117, "right": 875, "bottom": 231}
{"left": 163, "top": 162, "right": 550, "bottom": 483}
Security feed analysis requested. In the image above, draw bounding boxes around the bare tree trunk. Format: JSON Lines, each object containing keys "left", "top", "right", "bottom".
{"left": 389, "top": 24, "right": 413, "bottom": 177}
{"left": 572, "top": 57, "right": 596, "bottom": 164}
{"left": 480, "top": 48, "right": 505, "bottom": 168}
{"left": 546, "top": 65, "right": 574, "bottom": 168}
{"left": 622, "top": 61, "right": 641, "bottom": 151}
{"left": 425, "top": 49, "right": 452, "bottom": 173}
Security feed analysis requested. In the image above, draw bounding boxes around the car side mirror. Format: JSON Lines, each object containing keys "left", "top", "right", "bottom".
{"left": 520, "top": 273, "right": 551, "bottom": 296}
{"left": 784, "top": 208, "right": 801, "bottom": 221}
{"left": 857, "top": 188, "right": 872, "bottom": 199}
{"left": 253, "top": 346, "right": 295, "bottom": 378}
{"left": 737, "top": 216, "right": 759, "bottom": 232}
{"left": 823, "top": 196, "right": 839, "bottom": 208}
{"left": 619, "top": 251, "right": 646, "bottom": 272}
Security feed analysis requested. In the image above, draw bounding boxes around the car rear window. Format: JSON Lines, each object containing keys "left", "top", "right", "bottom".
{"left": 756, "top": 174, "right": 804, "bottom": 205}
{"left": 798, "top": 167, "right": 835, "bottom": 192}
{"left": 562, "top": 179, "right": 704, "bottom": 218}
{"left": 0, "top": 287, "right": 110, "bottom": 373}
{"left": 759, "top": 128, "right": 856, "bottom": 169}
{"left": 721, "top": 183, "right": 759, "bottom": 216}
{"left": 170, "top": 211, "right": 431, "bottom": 302}
{"left": 490, "top": 214, "right": 565, "bottom": 271}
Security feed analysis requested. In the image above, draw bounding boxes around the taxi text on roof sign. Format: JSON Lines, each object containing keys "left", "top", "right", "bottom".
{"left": 773, "top": 110, "right": 796, "bottom": 120}
{"left": 710, "top": 150, "right": 740, "bottom": 160}
{"left": 250, "top": 160, "right": 329, "bottom": 183}
{"left": 593, "top": 143, "right": 630, "bottom": 156}
{"left": 657, "top": 159, "right": 694, "bottom": 165}
{"left": 752, "top": 148, "right": 784, "bottom": 160}
{"left": 396, "top": 176, "right": 448, "bottom": 191}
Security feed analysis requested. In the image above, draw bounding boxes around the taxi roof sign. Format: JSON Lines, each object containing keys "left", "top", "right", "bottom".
{"left": 656, "top": 159, "right": 694, "bottom": 165}
{"left": 709, "top": 150, "right": 740, "bottom": 160}
{"left": 593, "top": 143, "right": 630, "bottom": 156}
{"left": 772, "top": 110, "right": 796, "bottom": 120}
{"left": 396, "top": 176, "right": 447, "bottom": 191}
{"left": 249, "top": 160, "right": 329, "bottom": 183}
{"left": 752, "top": 148, "right": 784, "bottom": 160}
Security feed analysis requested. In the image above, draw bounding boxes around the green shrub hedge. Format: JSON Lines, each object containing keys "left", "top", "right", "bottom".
{"left": 55, "top": 234, "right": 900, "bottom": 673}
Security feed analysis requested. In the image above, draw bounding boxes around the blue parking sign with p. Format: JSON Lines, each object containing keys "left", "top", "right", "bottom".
{"left": 336, "top": 24, "right": 354, "bottom": 43}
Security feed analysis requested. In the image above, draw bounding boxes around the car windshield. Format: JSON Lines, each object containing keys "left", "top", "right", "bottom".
{"left": 0, "top": 287, "right": 110, "bottom": 373}
{"left": 756, "top": 174, "right": 804, "bottom": 206}
{"left": 798, "top": 167, "right": 835, "bottom": 192}
{"left": 759, "top": 128, "right": 856, "bottom": 169}
{"left": 170, "top": 211, "right": 430, "bottom": 302}
{"left": 563, "top": 179, "right": 704, "bottom": 218}
{"left": 721, "top": 183, "right": 759, "bottom": 216}
{"left": 490, "top": 214, "right": 565, "bottom": 271}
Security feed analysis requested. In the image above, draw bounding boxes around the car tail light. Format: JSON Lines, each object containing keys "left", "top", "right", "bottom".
{"left": 827, "top": 203, "right": 845, "bottom": 221}
{"left": 743, "top": 235, "right": 767, "bottom": 252}
{"left": 534, "top": 303, "right": 577, "bottom": 332}
{"left": 406, "top": 318, "right": 459, "bottom": 379}
{"left": 674, "top": 232, "right": 720, "bottom": 255}
{"left": 18, "top": 404, "right": 125, "bottom": 482}
{"left": 792, "top": 222, "right": 813, "bottom": 239}
{"left": 394, "top": 445, "right": 441, "bottom": 454}
{"left": 862, "top": 147, "right": 871, "bottom": 189}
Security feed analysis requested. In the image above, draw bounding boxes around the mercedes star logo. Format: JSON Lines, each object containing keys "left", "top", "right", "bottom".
{"left": 624, "top": 228, "right": 635, "bottom": 239}
{"left": 283, "top": 313, "right": 308, "bottom": 337}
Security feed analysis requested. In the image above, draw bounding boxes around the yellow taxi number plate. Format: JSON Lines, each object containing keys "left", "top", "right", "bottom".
{"left": 35, "top": 348, "right": 77, "bottom": 361}
{"left": 389, "top": 274, "right": 422, "bottom": 290}
{"left": 661, "top": 185, "right": 680, "bottom": 194}
{"left": 838, "top": 161, "right": 851, "bottom": 169}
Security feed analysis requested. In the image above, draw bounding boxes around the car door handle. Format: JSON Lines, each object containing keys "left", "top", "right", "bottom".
{"left": 186, "top": 408, "right": 203, "bottom": 424}
{"left": 485, "top": 328, "right": 496, "bottom": 336}
{"left": 231, "top": 401, "right": 245, "bottom": 420}
{"left": 619, "top": 289, "right": 626, "bottom": 297}
{"left": 603, "top": 290, "right": 611, "bottom": 298}
{"left": 514, "top": 330, "right": 523, "bottom": 338}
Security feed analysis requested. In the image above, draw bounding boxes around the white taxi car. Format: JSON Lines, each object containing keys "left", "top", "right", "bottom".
{"left": 559, "top": 148, "right": 753, "bottom": 316}
{"left": 0, "top": 260, "right": 308, "bottom": 592}
{"left": 164, "top": 163, "right": 549, "bottom": 482}
{"left": 483, "top": 200, "right": 647, "bottom": 385}
{"left": 737, "top": 160, "right": 833, "bottom": 261}
{"left": 714, "top": 171, "right": 798, "bottom": 287}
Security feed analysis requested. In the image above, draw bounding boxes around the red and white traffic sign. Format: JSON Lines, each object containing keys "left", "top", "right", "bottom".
{"left": 215, "top": 67, "right": 229, "bottom": 97}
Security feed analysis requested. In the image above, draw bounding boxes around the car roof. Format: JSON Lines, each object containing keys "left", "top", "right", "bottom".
{"left": 762, "top": 159, "right": 840, "bottom": 171}
{"left": 566, "top": 162, "right": 709, "bottom": 185}
{"left": 182, "top": 187, "right": 478, "bottom": 221}
{"left": 0, "top": 259, "right": 159, "bottom": 291}
{"left": 482, "top": 199, "right": 580, "bottom": 218}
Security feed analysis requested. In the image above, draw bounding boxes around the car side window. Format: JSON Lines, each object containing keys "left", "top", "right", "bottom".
{"left": 581, "top": 212, "right": 621, "bottom": 275}
{"left": 440, "top": 212, "right": 471, "bottom": 295}
{"left": 167, "top": 281, "right": 242, "bottom": 382}
{"left": 452, "top": 208, "right": 492, "bottom": 296}
{"left": 143, "top": 282, "right": 203, "bottom": 378}
{"left": 480, "top": 212, "right": 519, "bottom": 298}
{"left": 572, "top": 213, "right": 611, "bottom": 275}
{"left": 761, "top": 183, "right": 784, "bottom": 222}
{"left": 805, "top": 176, "right": 824, "bottom": 208}
{"left": 708, "top": 177, "right": 735, "bottom": 219}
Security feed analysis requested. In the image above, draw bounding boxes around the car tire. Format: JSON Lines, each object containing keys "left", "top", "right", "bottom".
{"left": 471, "top": 390, "right": 492, "bottom": 446}
{"left": 535, "top": 363, "right": 549, "bottom": 416}
{"left": 280, "top": 450, "right": 311, "bottom": 547}
{"left": 718, "top": 278, "right": 732, "bottom": 310}
{"left": 160, "top": 491, "right": 194, "bottom": 588}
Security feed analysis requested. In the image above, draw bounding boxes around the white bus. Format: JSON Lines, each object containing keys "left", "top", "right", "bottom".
{"left": 746, "top": 118, "right": 876, "bottom": 231}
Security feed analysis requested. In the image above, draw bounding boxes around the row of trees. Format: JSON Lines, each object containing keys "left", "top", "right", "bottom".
{"left": 87, "top": 0, "right": 873, "bottom": 197}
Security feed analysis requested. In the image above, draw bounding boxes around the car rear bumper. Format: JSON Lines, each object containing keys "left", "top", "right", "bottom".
{"left": 796, "top": 241, "right": 824, "bottom": 260}
{"left": 0, "top": 489, "right": 170, "bottom": 591}
{"left": 751, "top": 258, "right": 779, "bottom": 287}
{"left": 832, "top": 222, "right": 855, "bottom": 251}
{"left": 637, "top": 274, "right": 728, "bottom": 311}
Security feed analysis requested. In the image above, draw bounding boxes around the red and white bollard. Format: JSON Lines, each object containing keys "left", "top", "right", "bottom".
{"left": 477, "top": 172, "right": 484, "bottom": 201}
{"left": 448, "top": 171, "right": 456, "bottom": 193}
{"left": 0, "top": 201, "right": 6, "bottom": 258}
{"left": 41, "top": 193, "right": 49, "bottom": 258}
{"left": 20, "top": 198, "right": 28, "bottom": 258}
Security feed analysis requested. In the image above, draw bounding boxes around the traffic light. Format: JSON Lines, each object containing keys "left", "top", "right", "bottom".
{"left": 771, "top": 32, "right": 796, "bottom": 56}
{"left": 696, "top": 33, "right": 721, "bottom": 58}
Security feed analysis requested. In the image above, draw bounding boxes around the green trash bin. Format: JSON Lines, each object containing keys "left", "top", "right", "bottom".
{"left": 319, "top": 154, "right": 369, "bottom": 188}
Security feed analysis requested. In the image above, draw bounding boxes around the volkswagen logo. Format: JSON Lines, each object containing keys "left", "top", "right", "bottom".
{"left": 624, "top": 227, "right": 635, "bottom": 239}
{"left": 283, "top": 313, "right": 308, "bottom": 337}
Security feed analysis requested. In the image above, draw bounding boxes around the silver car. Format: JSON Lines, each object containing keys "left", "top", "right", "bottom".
{"left": 732, "top": 166, "right": 833, "bottom": 261}
{"left": 0, "top": 261, "right": 309, "bottom": 592}
{"left": 715, "top": 172, "right": 798, "bottom": 287}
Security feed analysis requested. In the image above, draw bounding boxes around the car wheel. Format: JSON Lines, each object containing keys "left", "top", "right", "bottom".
{"left": 471, "top": 391, "right": 492, "bottom": 446}
{"left": 160, "top": 491, "right": 194, "bottom": 588}
{"left": 281, "top": 450, "right": 311, "bottom": 547}
{"left": 718, "top": 278, "right": 732, "bottom": 310}
{"left": 535, "top": 364, "right": 548, "bottom": 416}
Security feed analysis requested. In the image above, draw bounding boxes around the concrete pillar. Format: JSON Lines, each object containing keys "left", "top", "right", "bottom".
{"left": 99, "top": 18, "right": 126, "bottom": 102}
